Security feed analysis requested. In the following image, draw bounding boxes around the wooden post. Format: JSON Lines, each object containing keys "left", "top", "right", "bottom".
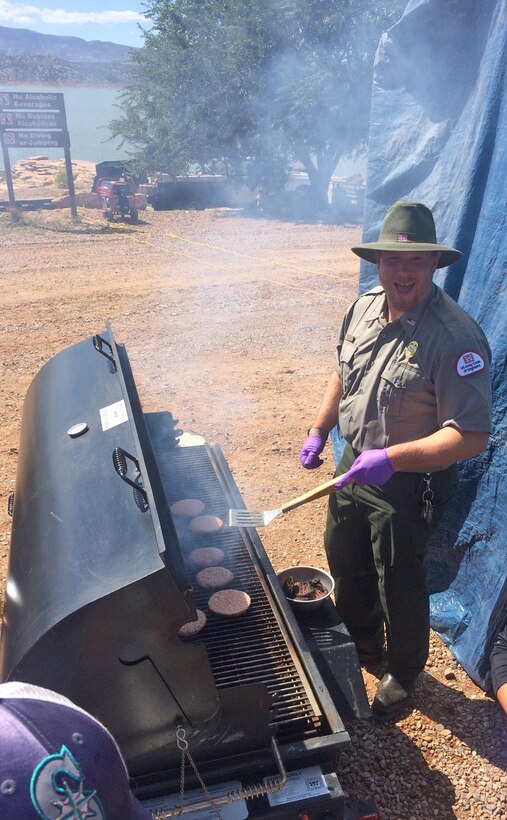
{"left": 63, "top": 133, "right": 78, "bottom": 220}
{"left": 1, "top": 141, "right": 16, "bottom": 208}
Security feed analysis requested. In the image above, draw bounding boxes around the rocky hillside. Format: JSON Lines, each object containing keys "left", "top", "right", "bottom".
{"left": 0, "top": 156, "right": 97, "bottom": 199}
{"left": 0, "top": 25, "right": 137, "bottom": 85}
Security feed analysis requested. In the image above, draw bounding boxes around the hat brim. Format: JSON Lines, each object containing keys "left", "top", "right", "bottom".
{"left": 351, "top": 242, "right": 462, "bottom": 268}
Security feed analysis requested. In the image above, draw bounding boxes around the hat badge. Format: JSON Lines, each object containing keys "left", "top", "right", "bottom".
{"left": 397, "top": 233, "right": 408, "bottom": 242}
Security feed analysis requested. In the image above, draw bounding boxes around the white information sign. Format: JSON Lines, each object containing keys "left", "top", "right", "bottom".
{"left": 99, "top": 399, "right": 128, "bottom": 431}
{"left": 266, "top": 765, "right": 328, "bottom": 807}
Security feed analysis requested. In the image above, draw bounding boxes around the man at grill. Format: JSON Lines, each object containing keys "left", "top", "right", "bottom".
{"left": 299, "top": 201, "right": 492, "bottom": 719}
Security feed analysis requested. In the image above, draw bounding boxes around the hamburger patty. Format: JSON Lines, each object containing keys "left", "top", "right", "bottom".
{"left": 178, "top": 609, "right": 207, "bottom": 638}
{"left": 196, "top": 566, "right": 234, "bottom": 589}
{"left": 170, "top": 498, "right": 205, "bottom": 518}
{"left": 189, "top": 515, "right": 224, "bottom": 534}
{"left": 189, "top": 547, "right": 225, "bottom": 568}
{"left": 208, "top": 589, "right": 251, "bottom": 617}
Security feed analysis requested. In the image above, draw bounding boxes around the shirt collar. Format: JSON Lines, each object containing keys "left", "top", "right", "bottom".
{"left": 363, "top": 283, "right": 436, "bottom": 328}
{"left": 363, "top": 291, "right": 387, "bottom": 323}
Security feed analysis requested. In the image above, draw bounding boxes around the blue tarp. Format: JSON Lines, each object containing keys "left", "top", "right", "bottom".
{"left": 332, "top": 0, "right": 507, "bottom": 689}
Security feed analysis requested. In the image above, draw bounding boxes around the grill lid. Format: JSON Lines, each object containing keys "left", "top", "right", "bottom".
{"left": 0, "top": 324, "right": 192, "bottom": 679}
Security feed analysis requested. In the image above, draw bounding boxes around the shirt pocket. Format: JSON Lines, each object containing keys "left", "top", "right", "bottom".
{"left": 337, "top": 340, "right": 356, "bottom": 389}
{"left": 377, "top": 360, "right": 427, "bottom": 417}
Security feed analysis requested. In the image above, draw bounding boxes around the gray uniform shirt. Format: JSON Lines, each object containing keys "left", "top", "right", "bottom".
{"left": 334, "top": 284, "right": 492, "bottom": 457}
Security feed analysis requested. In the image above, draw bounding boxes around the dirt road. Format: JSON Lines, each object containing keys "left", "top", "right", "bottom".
{"left": 0, "top": 205, "right": 505, "bottom": 817}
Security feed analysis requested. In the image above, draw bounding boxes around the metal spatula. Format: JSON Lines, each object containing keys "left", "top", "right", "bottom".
{"left": 228, "top": 474, "right": 348, "bottom": 527}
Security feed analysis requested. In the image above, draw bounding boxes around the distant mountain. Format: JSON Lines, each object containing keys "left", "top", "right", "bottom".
{"left": 0, "top": 26, "right": 137, "bottom": 85}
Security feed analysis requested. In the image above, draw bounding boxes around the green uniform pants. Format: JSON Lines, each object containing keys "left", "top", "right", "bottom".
{"left": 324, "top": 443, "right": 458, "bottom": 682}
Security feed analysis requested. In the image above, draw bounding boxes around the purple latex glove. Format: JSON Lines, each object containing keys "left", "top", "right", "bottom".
{"left": 299, "top": 434, "right": 327, "bottom": 469}
{"left": 335, "top": 449, "right": 394, "bottom": 490}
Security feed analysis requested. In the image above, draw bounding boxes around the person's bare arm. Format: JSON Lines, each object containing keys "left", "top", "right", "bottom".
{"left": 310, "top": 371, "right": 343, "bottom": 434}
{"left": 496, "top": 682, "right": 507, "bottom": 715}
{"left": 386, "top": 427, "right": 489, "bottom": 472}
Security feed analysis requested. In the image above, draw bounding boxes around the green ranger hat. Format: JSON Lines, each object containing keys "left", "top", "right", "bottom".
{"left": 351, "top": 201, "right": 462, "bottom": 268}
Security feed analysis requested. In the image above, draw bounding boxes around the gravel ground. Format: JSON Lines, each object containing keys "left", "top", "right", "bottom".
{"left": 0, "top": 167, "right": 506, "bottom": 816}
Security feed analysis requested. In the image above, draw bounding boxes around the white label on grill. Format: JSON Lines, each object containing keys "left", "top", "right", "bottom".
{"left": 140, "top": 779, "right": 248, "bottom": 818}
{"left": 266, "top": 765, "right": 328, "bottom": 806}
{"left": 99, "top": 399, "right": 128, "bottom": 431}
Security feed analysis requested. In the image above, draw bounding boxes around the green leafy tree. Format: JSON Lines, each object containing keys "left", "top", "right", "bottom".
{"left": 112, "top": 0, "right": 405, "bottom": 203}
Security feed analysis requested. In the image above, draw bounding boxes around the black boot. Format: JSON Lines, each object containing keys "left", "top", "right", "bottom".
{"left": 371, "top": 672, "right": 416, "bottom": 720}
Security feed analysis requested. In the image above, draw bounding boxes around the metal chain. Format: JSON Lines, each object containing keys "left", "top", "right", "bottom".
{"left": 147, "top": 732, "right": 288, "bottom": 819}
{"left": 150, "top": 727, "right": 223, "bottom": 820}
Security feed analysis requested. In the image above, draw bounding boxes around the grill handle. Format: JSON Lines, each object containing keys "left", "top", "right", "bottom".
{"left": 93, "top": 333, "right": 117, "bottom": 372}
{"left": 112, "top": 447, "right": 149, "bottom": 511}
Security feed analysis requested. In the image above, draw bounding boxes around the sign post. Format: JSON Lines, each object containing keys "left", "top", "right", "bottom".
{"left": 0, "top": 91, "right": 78, "bottom": 218}
{"left": 1, "top": 139, "right": 15, "bottom": 206}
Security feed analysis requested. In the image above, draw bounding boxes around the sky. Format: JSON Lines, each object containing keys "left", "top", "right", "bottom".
{"left": 0, "top": 0, "right": 149, "bottom": 47}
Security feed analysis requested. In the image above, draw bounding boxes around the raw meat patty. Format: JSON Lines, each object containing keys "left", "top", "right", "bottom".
{"left": 196, "top": 566, "right": 234, "bottom": 589}
{"left": 189, "top": 547, "right": 225, "bottom": 568}
{"left": 178, "top": 609, "right": 207, "bottom": 637}
{"left": 189, "top": 514, "right": 224, "bottom": 533}
{"left": 170, "top": 498, "right": 205, "bottom": 517}
{"left": 208, "top": 589, "right": 251, "bottom": 617}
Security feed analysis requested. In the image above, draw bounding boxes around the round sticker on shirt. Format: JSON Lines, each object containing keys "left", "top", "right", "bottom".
{"left": 456, "top": 351, "right": 485, "bottom": 377}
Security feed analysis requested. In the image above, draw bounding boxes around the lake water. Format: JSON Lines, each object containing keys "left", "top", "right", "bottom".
{"left": 0, "top": 83, "right": 366, "bottom": 178}
{"left": 1, "top": 84, "right": 130, "bottom": 167}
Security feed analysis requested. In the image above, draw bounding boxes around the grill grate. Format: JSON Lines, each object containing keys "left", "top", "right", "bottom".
{"left": 154, "top": 444, "right": 323, "bottom": 743}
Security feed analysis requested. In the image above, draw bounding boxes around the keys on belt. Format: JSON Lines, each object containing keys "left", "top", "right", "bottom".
{"left": 421, "top": 473, "right": 434, "bottom": 523}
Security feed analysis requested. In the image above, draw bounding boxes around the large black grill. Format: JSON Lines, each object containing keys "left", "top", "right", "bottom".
{"left": 1, "top": 324, "right": 370, "bottom": 817}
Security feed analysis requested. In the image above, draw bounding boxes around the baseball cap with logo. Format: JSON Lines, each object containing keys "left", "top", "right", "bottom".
{"left": 0, "top": 681, "right": 152, "bottom": 819}
{"left": 351, "top": 200, "right": 462, "bottom": 268}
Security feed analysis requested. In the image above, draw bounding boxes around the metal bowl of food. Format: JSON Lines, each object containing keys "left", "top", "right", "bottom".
{"left": 276, "top": 565, "right": 335, "bottom": 612}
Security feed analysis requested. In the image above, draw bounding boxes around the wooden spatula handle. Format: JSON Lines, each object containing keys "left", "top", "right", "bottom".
{"left": 280, "top": 474, "right": 349, "bottom": 513}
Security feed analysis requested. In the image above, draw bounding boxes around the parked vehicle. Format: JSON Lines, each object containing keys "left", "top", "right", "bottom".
{"left": 91, "top": 161, "right": 147, "bottom": 223}
{"left": 94, "top": 177, "right": 139, "bottom": 223}
{"left": 146, "top": 175, "right": 231, "bottom": 211}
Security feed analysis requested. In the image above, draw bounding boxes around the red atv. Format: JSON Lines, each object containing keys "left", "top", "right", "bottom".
{"left": 95, "top": 176, "right": 139, "bottom": 223}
